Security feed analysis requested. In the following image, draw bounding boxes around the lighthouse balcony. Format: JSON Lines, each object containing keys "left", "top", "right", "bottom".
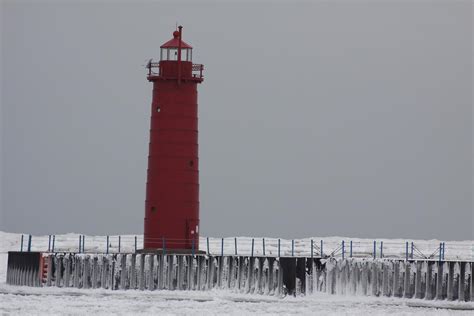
{"left": 147, "top": 61, "right": 204, "bottom": 82}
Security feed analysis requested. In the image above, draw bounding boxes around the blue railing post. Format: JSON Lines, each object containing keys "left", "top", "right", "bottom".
{"left": 320, "top": 240, "right": 324, "bottom": 257}
{"left": 380, "top": 241, "right": 383, "bottom": 258}
{"left": 134, "top": 236, "right": 137, "bottom": 253}
{"left": 52, "top": 235, "right": 55, "bottom": 252}
{"left": 221, "top": 238, "right": 224, "bottom": 256}
{"left": 342, "top": 240, "right": 345, "bottom": 260}
{"left": 206, "top": 237, "right": 210, "bottom": 255}
{"left": 442, "top": 242, "right": 445, "bottom": 260}
{"left": 48, "top": 235, "right": 51, "bottom": 252}
{"left": 311, "top": 239, "right": 314, "bottom": 259}
{"left": 291, "top": 239, "right": 294, "bottom": 257}
{"left": 411, "top": 241, "right": 414, "bottom": 259}
{"left": 79, "top": 235, "right": 82, "bottom": 253}
{"left": 373, "top": 240, "right": 376, "bottom": 259}
{"left": 405, "top": 241, "right": 409, "bottom": 261}
{"left": 27, "top": 235, "right": 32, "bottom": 252}
{"left": 234, "top": 237, "right": 238, "bottom": 255}
{"left": 278, "top": 239, "right": 281, "bottom": 257}
{"left": 106, "top": 235, "right": 109, "bottom": 254}
{"left": 82, "top": 235, "right": 85, "bottom": 253}
{"left": 350, "top": 240, "right": 353, "bottom": 258}
{"left": 20, "top": 234, "right": 24, "bottom": 252}
{"left": 262, "top": 238, "right": 266, "bottom": 256}
{"left": 118, "top": 236, "right": 121, "bottom": 253}
{"left": 251, "top": 238, "right": 255, "bottom": 257}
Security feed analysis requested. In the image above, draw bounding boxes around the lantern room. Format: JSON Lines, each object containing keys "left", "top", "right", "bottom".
{"left": 147, "top": 27, "right": 203, "bottom": 82}
{"left": 160, "top": 30, "right": 193, "bottom": 62}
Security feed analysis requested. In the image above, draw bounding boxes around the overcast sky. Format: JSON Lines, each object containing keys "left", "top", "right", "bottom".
{"left": 1, "top": 0, "right": 472, "bottom": 241}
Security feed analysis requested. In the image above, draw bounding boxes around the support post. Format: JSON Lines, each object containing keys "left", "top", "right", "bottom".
{"left": 52, "top": 235, "right": 55, "bottom": 252}
{"left": 415, "top": 261, "right": 422, "bottom": 298}
{"left": 206, "top": 237, "right": 210, "bottom": 255}
{"left": 134, "top": 236, "right": 137, "bottom": 253}
{"left": 138, "top": 254, "right": 145, "bottom": 290}
{"left": 79, "top": 235, "right": 82, "bottom": 253}
{"left": 234, "top": 237, "right": 238, "bottom": 255}
{"left": 120, "top": 255, "right": 127, "bottom": 290}
{"left": 106, "top": 236, "right": 109, "bottom": 254}
{"left": 221, "top": 238, "right": 224, "bottom": 256}
{"left": 350, "top": 240, "right": 353, "bottom": 258}
{"left": 48, "top": 235, "right": 51, "bottom": 252}
{"left": 373, "top": 240, "right": 376, "bottom": 259}
{"left": 27, "top": 235, "right": 32, "bottom": 252}
{"left": 439, "top": 243, "right": 442, "bottom": 262}
{"left": 342, "top": 240, "right": 345, "bottom": 260}
{"left": 118, "top": 236, "right": 121, "bottom": 253}
{"left": 436, "top": 261, "right": 443, "bottom": 300}
{"left": 447, "top": 262, "right": 454, "bottom": 300}
{"left": 404, "top": 262, "right": 411, "bottom": 298}
{"left": 470, "top": 262, "right": 474, "bottom": 302}
{"left": 20, "top": 235, "right": 24, "bottom": 252}
{"left": 278, "top": 239, "right": 281, "bottom": 257}
{"left": 263, "top": 238, "right": 265, "bottom": 256}
{"left": 292, "top": 239, "right": 294, "bottom": 257}
{"left": 411, "top": 242, "right": 414, "bottom": 259}
{"left": 311, "top": 239, "right": 314, "bottom": 259}
{"left": 458, "top": 262, "right": 465, "bottom": 302}
{"left": 320, "top": 240, "right": 324, "bottom": 257}
{"left": 393, "top": 261, "right": 400, "bottom": 297}
{"left": 425, "top": 261, "right": 433, "bottom": 300}
{"left": 406, "top": 241, "right": 409, "bottom": 261}
{"left": 251, "top": 238, "right": 254, "bottom": 257}
{"left": 130, "top": 254, "right": 137, "bottom": 289}
{"left": 380, "top": 241, "right": 383, "bottom": 258}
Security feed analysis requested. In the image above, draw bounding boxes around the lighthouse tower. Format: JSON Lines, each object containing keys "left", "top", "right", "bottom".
{"left": 144, "top": 26, "right": 204, "bottom": 250}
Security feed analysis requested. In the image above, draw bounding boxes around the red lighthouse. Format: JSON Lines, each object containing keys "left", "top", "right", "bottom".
{"left": 144, "top": 26, "right": 204, "bottom": 251}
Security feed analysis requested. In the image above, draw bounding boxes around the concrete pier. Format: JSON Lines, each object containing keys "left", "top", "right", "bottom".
{"left": 6, "top": 251, "right": 473, "bottom": 302}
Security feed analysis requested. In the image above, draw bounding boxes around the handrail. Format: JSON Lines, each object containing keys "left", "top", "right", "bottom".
{"left": 146, "top": 59, "right": 204, "bottom": 79}
{"left": 15, "top": 234, "right": 470, "bottom": 261}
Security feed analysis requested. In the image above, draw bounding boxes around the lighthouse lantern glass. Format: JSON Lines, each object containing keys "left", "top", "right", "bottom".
{"left": 160, "top": 48, "right": 192, "bottom": 61}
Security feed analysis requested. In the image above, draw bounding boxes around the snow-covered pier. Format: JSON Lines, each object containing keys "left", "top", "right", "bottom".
{"left": 6, "top": 252, "right": 473, "bottom": 302}
{"left": 311, "top": 258, "right": 473, "bottom": 301}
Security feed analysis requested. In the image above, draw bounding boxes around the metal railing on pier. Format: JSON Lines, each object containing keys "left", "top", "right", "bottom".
{"left": 14, "top": 234, "right": 473, "bottom": 261}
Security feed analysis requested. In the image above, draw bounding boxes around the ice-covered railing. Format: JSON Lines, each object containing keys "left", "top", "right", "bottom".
{"left": 8, "top": 233, "right": 474, "bottom": 261}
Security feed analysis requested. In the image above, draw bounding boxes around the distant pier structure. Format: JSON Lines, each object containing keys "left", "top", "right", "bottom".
{"left": 7, "top": 252, "right": 474, "bottom": 302}
{"left": 143, "top": 27, "right": 204, "bottom": 251}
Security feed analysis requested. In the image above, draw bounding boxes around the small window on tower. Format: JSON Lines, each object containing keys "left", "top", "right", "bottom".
{"left": 189, "top": 160, "right": 194, "bottom": 167}
{"left": 151, "top": 207, "right": 156, "bottom": 213}
{"left": 156, "top": 107, "right": 161, "bottom": 113}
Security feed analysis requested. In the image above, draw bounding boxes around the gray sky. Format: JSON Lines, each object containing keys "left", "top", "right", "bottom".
{"left": 1, "top": 0, "right": 472, "bottom": 240}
